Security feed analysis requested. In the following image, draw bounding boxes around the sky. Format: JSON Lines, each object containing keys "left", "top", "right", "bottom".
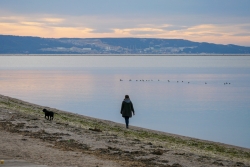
{"left": 0, "top": 0, "right": 250, "bottom": 46}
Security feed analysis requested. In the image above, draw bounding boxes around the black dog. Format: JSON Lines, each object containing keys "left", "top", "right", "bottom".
{"left": 42, "top": 109, "right": 54, "bottom": 120}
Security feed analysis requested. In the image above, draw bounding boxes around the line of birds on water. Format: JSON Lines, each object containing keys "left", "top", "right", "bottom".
{"left": 120, "top": 79, "right": 231, "bottom": 85}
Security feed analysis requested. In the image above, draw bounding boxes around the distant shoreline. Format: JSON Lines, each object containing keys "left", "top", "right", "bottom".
{"left": 1, "top": 54, "right": 250, "bottom": 56}
{"left": 1, "top": 35, "right": 250, "bottom": 55}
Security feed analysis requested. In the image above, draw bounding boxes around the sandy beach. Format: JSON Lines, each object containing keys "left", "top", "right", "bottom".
{"left": 0, "top": 94, "right": 249, "bottom": 167}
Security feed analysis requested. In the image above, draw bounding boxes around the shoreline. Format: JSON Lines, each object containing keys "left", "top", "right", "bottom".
{"left": 1, "top": 54, "right": 250, "bottom": 56}
{"left": 0, "top": 94, "right": 250, "bottom": 167}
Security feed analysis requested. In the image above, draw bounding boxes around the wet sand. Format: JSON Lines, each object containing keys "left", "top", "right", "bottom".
{"left": 0, "top": 94, "right": 249, "bottom": 167}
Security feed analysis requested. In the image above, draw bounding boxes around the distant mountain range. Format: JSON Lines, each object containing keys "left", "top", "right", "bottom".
{"left": 1, "top": 35, "right": 250, "bottom": 54}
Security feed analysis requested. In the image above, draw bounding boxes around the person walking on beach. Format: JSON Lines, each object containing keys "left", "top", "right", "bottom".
{"left": 120, "top": 95, "right": 135, "bottom": 129}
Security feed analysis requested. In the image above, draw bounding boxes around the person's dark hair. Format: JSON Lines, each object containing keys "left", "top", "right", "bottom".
{"left": 125, "top": 95, "right": 129, "bottom": 98}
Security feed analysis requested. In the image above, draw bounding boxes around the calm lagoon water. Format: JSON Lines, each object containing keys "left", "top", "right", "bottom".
{"left": 0, "top": 55, "right": 250, "bottom": 148}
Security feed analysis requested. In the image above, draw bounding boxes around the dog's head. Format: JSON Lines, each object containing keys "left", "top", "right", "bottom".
{"left": 42, "top": 109, "right": 47, "bottom": 112}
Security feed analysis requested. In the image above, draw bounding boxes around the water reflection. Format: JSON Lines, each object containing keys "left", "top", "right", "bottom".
{"left": 0, "top": 67, "right": 250, "bottom": 148}
{"left": 0, "top": 70, "right": 96, "bottom": 105}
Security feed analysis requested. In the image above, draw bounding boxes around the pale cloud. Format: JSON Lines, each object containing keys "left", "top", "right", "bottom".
{"left": 0, "top": 15, "right": 65, "bottom": 27}
{"left": 40, "top": 18, "right": 65, "bottom": 23}
{"left": 234, "top": 33, "right": 250, "bottom": 36}
{"left": 0, "top": 22, "right": 93, "bottom": 38}
{"left": 20, "top": 21, "right": 44, "bottom": 26}
{"left": 91, "top": 28, "right": 114, "bottom": 34}
{"left": 114, "top": 27, "right": 163, "bottom": 35}
{"left": 111, "top": 24, "right": 250, "bottom": 46}
{"left": 52, "top": 27, "right": 94, "bottom": 38}
{"left": 174, "top": 24, "right": 250, "bottom": 45}
{"left": 1, "top": 12, "right": 250, "bottom": 46}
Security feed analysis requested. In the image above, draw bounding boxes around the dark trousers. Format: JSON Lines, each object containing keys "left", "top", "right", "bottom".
{"left": 124, "top": 116, "right": 129, "bottom": 128}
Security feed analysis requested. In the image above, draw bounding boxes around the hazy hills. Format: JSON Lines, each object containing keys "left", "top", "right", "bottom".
{"left": 1, "top": 35, "right": 250, "bottom": 54}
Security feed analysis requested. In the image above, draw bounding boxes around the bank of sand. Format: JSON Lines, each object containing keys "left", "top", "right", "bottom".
{"left": 0, "top": 94, "right": 249, "bottom": 167}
